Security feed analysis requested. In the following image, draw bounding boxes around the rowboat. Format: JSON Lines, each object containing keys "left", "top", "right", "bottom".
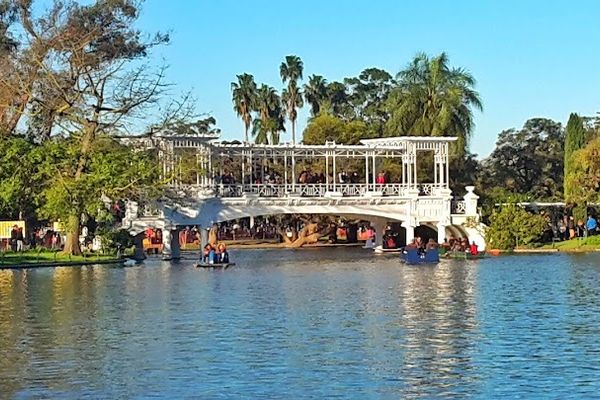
{"left": 400, "top": 248, "right": 440, "bottom": 265}
{"left": 444, "top": 251, "right": 486, "bottom": 260}
{"left": 195, "top": 263, "right": 236, "bottom": 269}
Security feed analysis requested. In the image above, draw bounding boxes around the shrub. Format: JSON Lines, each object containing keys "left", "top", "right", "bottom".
{"left": 486, "top": 204, "right": 548, "bottom": 250}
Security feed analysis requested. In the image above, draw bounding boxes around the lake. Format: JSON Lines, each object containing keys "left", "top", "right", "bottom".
{"left": 1, "top": 249, "right": 599, "bottom": 399}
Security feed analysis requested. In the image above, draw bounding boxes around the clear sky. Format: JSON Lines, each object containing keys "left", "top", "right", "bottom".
{"left": 136, "top": 0, "right": 600, "bottom": 157}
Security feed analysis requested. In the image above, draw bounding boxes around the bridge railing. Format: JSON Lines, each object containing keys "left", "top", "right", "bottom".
{"left": 212, "top": 183, "right": 445, "bottom": 198}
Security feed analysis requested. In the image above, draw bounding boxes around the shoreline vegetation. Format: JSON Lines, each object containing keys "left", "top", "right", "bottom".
{"left": 0, "top": 249, "right": 123, "bottom": 268}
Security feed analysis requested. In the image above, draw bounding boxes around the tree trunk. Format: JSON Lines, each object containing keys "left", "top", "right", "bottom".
{"left": 283, "top": 222, "right": 331, "bottom": 248}
{"left": 62, "top": 214, "right": 82, "bottom": 256}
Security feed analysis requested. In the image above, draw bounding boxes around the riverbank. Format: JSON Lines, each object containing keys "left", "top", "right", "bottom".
{"left": 0, "top": 250, "right": 123, "bottom": 269}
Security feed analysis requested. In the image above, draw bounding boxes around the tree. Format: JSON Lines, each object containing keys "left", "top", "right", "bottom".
{"left": 478, "top": 118, "right": 564, "bottom": 201}
{"left": 564, "top": 113, "right": 586, "bottom": 201}
{"left": 253, "top": 84, "right": 283, "bottom": 144}
{"left": 386, "top": 52, "right": 482, "bottom": 156}
{"left": 344, "top": 67, "right": 394, "bottom": 134}
{"left": 0, "top": 136, "right": 41, "bottom": 221}
{"left": 0, "top": 0, "right": 170, "bottom": 255}
{"left": 564, "top": 137, "right": 600, "bottom": 206}
{"left": 280, "top": 55, "right": 304, "bottom": 144}
{"left": 303, "top": 112, "right": 368, "bottom": 145}
{"left": 231, "top": 73, "right": 257, "bottom": 143}
{"left": 36, "top": 136, "right": 161, "bottom": 249}
{"left": 303, "top": 74, "right": 328, "bottom": 117}
{"left": 486, "top": 204, "right": 548, "bottom": 250}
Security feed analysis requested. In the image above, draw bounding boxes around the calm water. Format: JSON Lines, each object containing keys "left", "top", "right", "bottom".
{"left": 1, "top": 249, "right": 600, "bottom": 399}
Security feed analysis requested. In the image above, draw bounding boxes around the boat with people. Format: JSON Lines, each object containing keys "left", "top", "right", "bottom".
{"left": 195, "top": 262, "right": 236, "bottom": 269}
{"left": 443, "top": 250, "right": 486, "bottom": 260}
{"left": 400, "top": 248, "right": 440, "bottom": 265}
{"left": 198, "top": 242, "right": 233, "bottom": 269}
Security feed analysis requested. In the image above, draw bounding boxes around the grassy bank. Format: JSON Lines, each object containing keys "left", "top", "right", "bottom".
{"left": 533, "top": 236, "right": 600, "bottom": 252}
{"left": 0, "top": 249, "right": 120, "bottom": 266}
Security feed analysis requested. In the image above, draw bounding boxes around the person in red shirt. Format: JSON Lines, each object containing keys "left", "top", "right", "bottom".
{"left": 469, "top": 241, "right": 478, "bottom": 255}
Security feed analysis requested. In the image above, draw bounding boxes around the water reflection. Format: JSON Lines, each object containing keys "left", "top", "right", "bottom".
{"left": 1, "top": 251, "right": 600, "bottom": 398}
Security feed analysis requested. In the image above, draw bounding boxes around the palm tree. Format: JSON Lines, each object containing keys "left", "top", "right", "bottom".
{"left": 386, "top": 52, "right": 482, "bottom": 156}
{"left": 253, "top": 84, "right": 283, "bottom": 144}
{"left": 280, "top": 55, "right": 304, "bottom": 144}
{"left": 303, "top": 74, "right": 328, "bottom": 117}
{"left": 231, "top": 73, "right": 257, "bottom": 142}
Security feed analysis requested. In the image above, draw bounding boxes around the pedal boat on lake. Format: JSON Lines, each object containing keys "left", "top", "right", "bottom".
{"left": 195, "top": 263, "right": 236, "bottom": 269}
{"left": 400, "top": 248, "right": 440, "bottom": 265}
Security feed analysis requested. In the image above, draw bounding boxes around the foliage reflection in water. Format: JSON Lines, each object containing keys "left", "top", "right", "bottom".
{"left": 1, "top": 249, "right": 600, "bottom": 399}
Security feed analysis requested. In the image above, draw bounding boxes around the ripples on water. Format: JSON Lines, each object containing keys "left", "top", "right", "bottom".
{"left": 1, "top": 249, "right": 599, "bottom": 399}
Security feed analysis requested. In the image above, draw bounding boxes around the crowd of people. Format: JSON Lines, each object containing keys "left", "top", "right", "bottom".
{"left": 555, "top": 215, "right": 598, "bottom": 240}
{"left": 6, "top": 225, "right": 63, "bottom": 252}
{"left": 440, "top": 236, "right": 479, "bottom": 255}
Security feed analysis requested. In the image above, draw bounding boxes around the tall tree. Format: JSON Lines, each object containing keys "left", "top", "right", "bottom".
{"left": 231, "top": 73, "right": 257, "bottom": 143}
{"left": 303, "top": 74, "right": 328, "bottom": 117}
{"left": 1, "top": 0, "right": 170, "bottom": 255}
{"left": 253, "top": 84, "right": 283, "bottom": 144}
{"left": 386, "top": 52, "right": 482, "bottom": 156}
{"left": 279, "top": 55, "right": 304, "bottom": 144}
{"left": 564, "top": 113, "right": 586, "bottom": 200}
{"left": 479, "top": 118, "right": 564, "bottom": 201}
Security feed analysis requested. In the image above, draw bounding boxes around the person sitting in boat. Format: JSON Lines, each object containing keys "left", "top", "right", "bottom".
{"left": 217, "top": 243, "right": 229, "bottom": 264}
{"left": 426, "top": 238, "right": 438, "bottom": 250}
{"left": 441, "top": 238, "right": 450, "bottom": 250}
{"left": 469, "top": 241, "right": 478, "bottom": 256}
{"left": 203, "top": 244, "right": 213, "bottom": 263}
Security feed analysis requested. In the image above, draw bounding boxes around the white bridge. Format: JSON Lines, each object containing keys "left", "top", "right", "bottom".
{"left": 122, "top": 133, "right": 485, "bottom": 258}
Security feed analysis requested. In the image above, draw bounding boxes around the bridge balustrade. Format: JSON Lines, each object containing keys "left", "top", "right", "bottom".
{"left": 212, "top": 183, "right": 444, "bottom": 198}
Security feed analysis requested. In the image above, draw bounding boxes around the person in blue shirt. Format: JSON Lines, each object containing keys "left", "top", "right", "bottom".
{"left": 586, "top": 215, "right": 597, "bottom": 235}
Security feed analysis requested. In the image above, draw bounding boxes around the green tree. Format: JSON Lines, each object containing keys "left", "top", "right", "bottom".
{"left": 280, "top": 55, "right": 304, "bottom": 144}
{"left": 0, "top": 136, "right": 41, "bottom": 221}
{"left": 231, "top": 73, "right": 257, "bottom": 143}
{"left": 303, "top": 74, "right": 328, "bottom": 117}
{"left": 564, "top": 113, "right": 586, "bottom": 201}
{"left": 252, "top": 84, "right": 284, "bottom": 144}
{"left": 564, "top": 137, "right": 600, "bottom": 206}
{"left": 478, "top": 118, "right": 564, "bottom": 201}
{"left": 386, "top": 52, "right": 482, "bottom": 156}
{"left": 1, "top": 0, "right": 170, "bottom": 255}
{"left": 486, "top": 204, "right": 548, "bottom": 250}
{"left": 303, "top": 112, "right": 368, "bottom": 145}
{"left": 36, "top": 136, "right": 161, "bottom": 249}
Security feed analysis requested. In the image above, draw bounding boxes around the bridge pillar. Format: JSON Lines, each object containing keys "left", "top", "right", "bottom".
{"left": 132, "top": 232, "right": 146, "bottom": 261}
{"left": 249, "top": 216, "right": 255, "bottom": 229}
{"left": 371, "top": 218, "right": 387, "bottom": 248}
{"left": 436, "top": 223, "right": 447, "bottom": 244}
{"left": 200, "top": 227, "right": 208, "bottom": 252}
{"left": 162, "top": 228, "right": 181, "bottom": 260}
{"left": 402, "top": 221, "right": 415, "bottom": 245}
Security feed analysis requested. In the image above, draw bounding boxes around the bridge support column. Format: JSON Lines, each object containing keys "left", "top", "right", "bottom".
{"left": 436, "top": 223, "right": 447, "bottom": 244}
{"left": 132, "top": 232, "right": 146, "bottom": 261}
{"left": 200, "top": 227, "right": 209, "bottom": 252}
{"left": 162, "top": 228, "right": 181, "bottom": 260}
{"left": 402, "top": 221, "right": 415, "bottom": 245}
{"left": 249, "top": 216, "right": 255, "bottom": 229}
{"left": 371, "top": 218, "right": 387, "bottom": 248}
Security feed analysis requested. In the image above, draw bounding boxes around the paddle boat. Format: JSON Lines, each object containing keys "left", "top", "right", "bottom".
{"left": 444, "top": 251, "right": 486, "bottom": 260}
{"left": 400, "top": 248, "right": 440, "bottom": 265}
{"left": 195, "top": 262, "right": 235, "bottom": 269}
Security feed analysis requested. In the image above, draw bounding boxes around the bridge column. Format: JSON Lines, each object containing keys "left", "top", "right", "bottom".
{"left": 162, "top": 228, "right": 181, "bottom": 260}
{"left": 402, "top": 222, "right": 415, "bottom": 245}
{"left": 436, "top": 223, "right": 447, "bottom": 244}
{"left": 132, "top": 232, "right": 146, "bottom": 261}
{"left": 371, "top": 218, "right": 387, "bottom": 248}
{"left": 200, "top": 227, "right": 209, "bottom": 252}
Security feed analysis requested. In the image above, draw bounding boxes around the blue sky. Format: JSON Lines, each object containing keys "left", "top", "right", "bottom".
{"left": 137, "top": 0, "right": 600, "bottom": 157}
